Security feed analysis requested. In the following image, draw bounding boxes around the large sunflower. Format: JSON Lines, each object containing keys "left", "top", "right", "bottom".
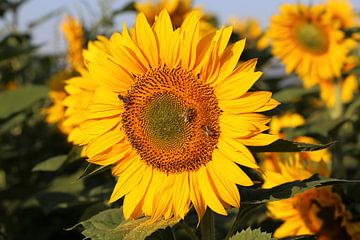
{"left": 69, "top": 10, "right": 280, "bottom": 221}
{"left": 263, "top": 158, "right": 359, "bottom": 239}
{"left": 268, "top": 3, "right": 354, "bottom": 88}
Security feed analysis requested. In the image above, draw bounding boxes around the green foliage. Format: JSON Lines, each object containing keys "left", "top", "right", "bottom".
{"left": 240, "top": 174, "right": 359, "bottom": 204}
{"left": 249, "top": 139, "right": 333, "bottom": 152}
{"left": 229, "top": 228, "right": 275, "bottom": 240}
{"left": 72, "top": 208, "right": 180, "bottom": 240}
{"left": 0, "top": 1, "right": 359, "bottom": 240}
{"left": 32, "top": 155, "right": 68, "bottom": 172}
{"left": 0, "top": 85, "right": 48, "bottom": 119}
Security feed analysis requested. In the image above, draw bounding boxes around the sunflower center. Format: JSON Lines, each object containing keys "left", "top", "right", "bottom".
{"left": 143, "top": 93, "right": 187, "bottom": 148}
{"left": 294, "top": 22, "right": 329, "bottom": 54}
{"left": 122, "top": 66, "right": 221, "bottom": 174}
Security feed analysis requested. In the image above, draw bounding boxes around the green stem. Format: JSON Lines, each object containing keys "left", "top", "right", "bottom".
{"left": 200, "top": 209, "right": 215, "bottom": 240}
{"left": 179, "top": 221, "right": 199, "bottom": 240}
{"left": 225, "top": 203, "right": 262, "bottom": 240}
{"left": 330, "top": 79, "right": 343, "bottom": 119}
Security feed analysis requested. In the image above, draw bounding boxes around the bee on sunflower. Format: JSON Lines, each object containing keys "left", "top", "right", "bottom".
{"left": 64, "top": 10, "right": 280, "bottom": 221}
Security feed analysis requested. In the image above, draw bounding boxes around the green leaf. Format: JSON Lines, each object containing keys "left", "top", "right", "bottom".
{"left": 248, "top": 139, "right": 334, "bottom": 152}
{"left": 78, "top": 163, "right": 112, "bottom": 180}
{"left": 240, "top": 174, "right": 360, "bottom": 204}
{"left": 0, "top": 85, "right": 48, "bottom": 119}
{"left": 230, "top": 227, "right": 276, "bottom": 240}
{"left": 273, "top": 86, "right": 318, "bottom": 103}
{"left": 111, "top": 1, "right": 135, "bottom": 18}
{"left": 32, "top": 155, "right": 67, "bottom": 172}
{"left": 72, "top": 208, "right": 180, "bottom": 240}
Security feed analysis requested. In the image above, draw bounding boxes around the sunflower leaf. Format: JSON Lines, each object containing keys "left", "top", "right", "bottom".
{"left": 70, "top": 208, "right": 180, "bottom": 240}
{"left": 229, "top": 227, "right": 276, "bottom": 240}
{"left": 248, "top": 139, "right": 334, "bottom": 152}
{"left": 273, "top": 86, "right": 318, "bottom": 103}
{"left": 240, "top": 174, "right": 360, "bottom": 204}
{"left": 78, "top": 163, "right": 112, "bottom": 180}
{"left": 32, "top": 155, "right": 67, "bottom": 172}
{"left": 0, "top": 85, "right": 48, "bottom": 119}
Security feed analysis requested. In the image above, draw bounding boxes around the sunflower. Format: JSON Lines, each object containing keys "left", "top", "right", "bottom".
{"left": 268, "top": 3, "right": 355, "bottom": 88}
{"left": 44, "top": 70, "right": 73, "bottom": 134}
{"left": 62, "top": 37, "right": 110, "bottom": 144}
{"left": 260, "top": 112, "right": 330, "bottom": 172}
{"left": 319, "top": 74, "right": 358, "bottom": 108}
{"left": 61, "top": 15, "right": 85, "bottom": 70}
{"left": 229, "top": 17, "right": 267, "bottom": 50}
{"left": 263, "top": 157, "right": 359, "bottom": 239}
{"left": 324, "top": 0, "right": 358, "bottom": 29}
{"left": 69, "top": 10, "right": 280, "bottom": 221}
{"left": 135, "top": 0, "right": 215, "bottom": 35}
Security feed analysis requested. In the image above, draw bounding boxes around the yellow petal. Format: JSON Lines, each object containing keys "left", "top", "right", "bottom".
{"left": 109, "top": 160, "right": 146, "bottom": 203}
{"left": 86, "top": 129, "right": 124, "bottom": 158}
{"left": 219, "top": 91, "right": 272, "bottom": 113}
{"left": 207, "top": 164, "right": 240, "bottom": 207}
{"left": 239, "top": 133, "right": 278, "bottom": 146}
{"left": 123, "top": 167, "right": 152, "bottom": 219}
{"left": 212, "top": 149, "right": 253, "bottom": 186}
{"left": 197, "top": 166, "right": 227, "bottom": 215}
{"left": 135, "top": 13, "right": 159, "bottom": 68}
{"left": 217, "top": 136, "right": 259, "bottom": 169}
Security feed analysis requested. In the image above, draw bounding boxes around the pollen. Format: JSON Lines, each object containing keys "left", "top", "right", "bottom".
{"left": 122, "top": 65, "right": 221, "bottom": 174}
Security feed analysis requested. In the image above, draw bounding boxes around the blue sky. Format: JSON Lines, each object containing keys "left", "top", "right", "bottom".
{"left": 5, "top": 0, "right": 359, "bottom": 53}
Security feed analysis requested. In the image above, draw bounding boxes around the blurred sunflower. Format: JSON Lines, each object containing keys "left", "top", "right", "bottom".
{"left": 263, "top": 157, "right": 360, "bottom": 239}
{"left": 229, "top": 17, "right": 267, "bottom": 50}
{"left": 43, "top": 70, "right": 73, "bottom": 134}
{"left": 135, "top": 0, "right": 215, "bottom": 35}
{"left": 319, "top": 74, "right": 358, "bottom": 108}
{"left": 268, "top": 3, "right": 355, "bottom": 88}
{"left": 260, "top": 112, "right": 331, "bottom": 172}
{"left": 324, "top": 0, "right": 358, "bottom": 29}
{"left": 71, "top": 10, "right": 280, "bottom": 221}
{"left": 61, "top": 15, "right": 85, "bottom": 70}
{"left": 62, "top": 36, "right": 111, "bottom": 146}
{"left": 44, "top": 15, "right": 85, "bottom": 134}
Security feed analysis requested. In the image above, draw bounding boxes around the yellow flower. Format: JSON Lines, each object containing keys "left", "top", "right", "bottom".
{"left": 260, "top": 113, "right": 330, "bottom": 172}
{"left": 319, "top": 74, "right": 358, "bottom": 108}
{"left": 69, "top": 10, "right": 280, "bottom": 221}
{"left": 61, "top": 15, "right": 85, "bottom": 70}
{"left": 269, "top": 112, "right": 305, "bottom": 135}
{"left": 263, "top": 158, "right": 358, "bottom": 239}
{"left": 44, "top": 71, "right": 73, "bottom": 134}
{"left": 229, "top": 17, "right": 262, "bottom": 41}
{"left": 324, "top": 0, "right": 358, "bottom": 29}
{"left": 135, "top": 0, "right": 215, "bottom": 35}
{"left": 62, "top": 37, "right": 110, "bottom": 143}
{"left": 268, "top": 3, "right": 354, "bottom": 88}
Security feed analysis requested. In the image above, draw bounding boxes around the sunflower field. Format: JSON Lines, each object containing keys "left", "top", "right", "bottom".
{"left": 1, "top": 0, "right": 360, "bottom": 239}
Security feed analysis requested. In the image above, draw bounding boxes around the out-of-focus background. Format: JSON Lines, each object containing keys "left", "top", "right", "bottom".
{"left": 3, "top": 0, "right": 359, "bottom": 54}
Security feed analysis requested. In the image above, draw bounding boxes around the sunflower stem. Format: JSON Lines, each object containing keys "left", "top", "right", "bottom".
{"left": 330, "top": 79, "right": 343, "bottom": 119}
{"left": 225, "top": 203, "right": 262, "bottom": 239}
{"left": 179, "top": 221, "right": 199, "bottom": 240}
{"left": 200, "top": 209, "right": 215, "bottom": 240}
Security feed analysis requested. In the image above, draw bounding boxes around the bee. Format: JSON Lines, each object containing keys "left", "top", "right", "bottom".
{"left": 180, "top": 108, "right": 195, "bottom": 123}
{"left": 202, "top": 125, "right": 216, "bottom": 137}
{"left": 118, "top": 94, "right": 131, "bottom": 104}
